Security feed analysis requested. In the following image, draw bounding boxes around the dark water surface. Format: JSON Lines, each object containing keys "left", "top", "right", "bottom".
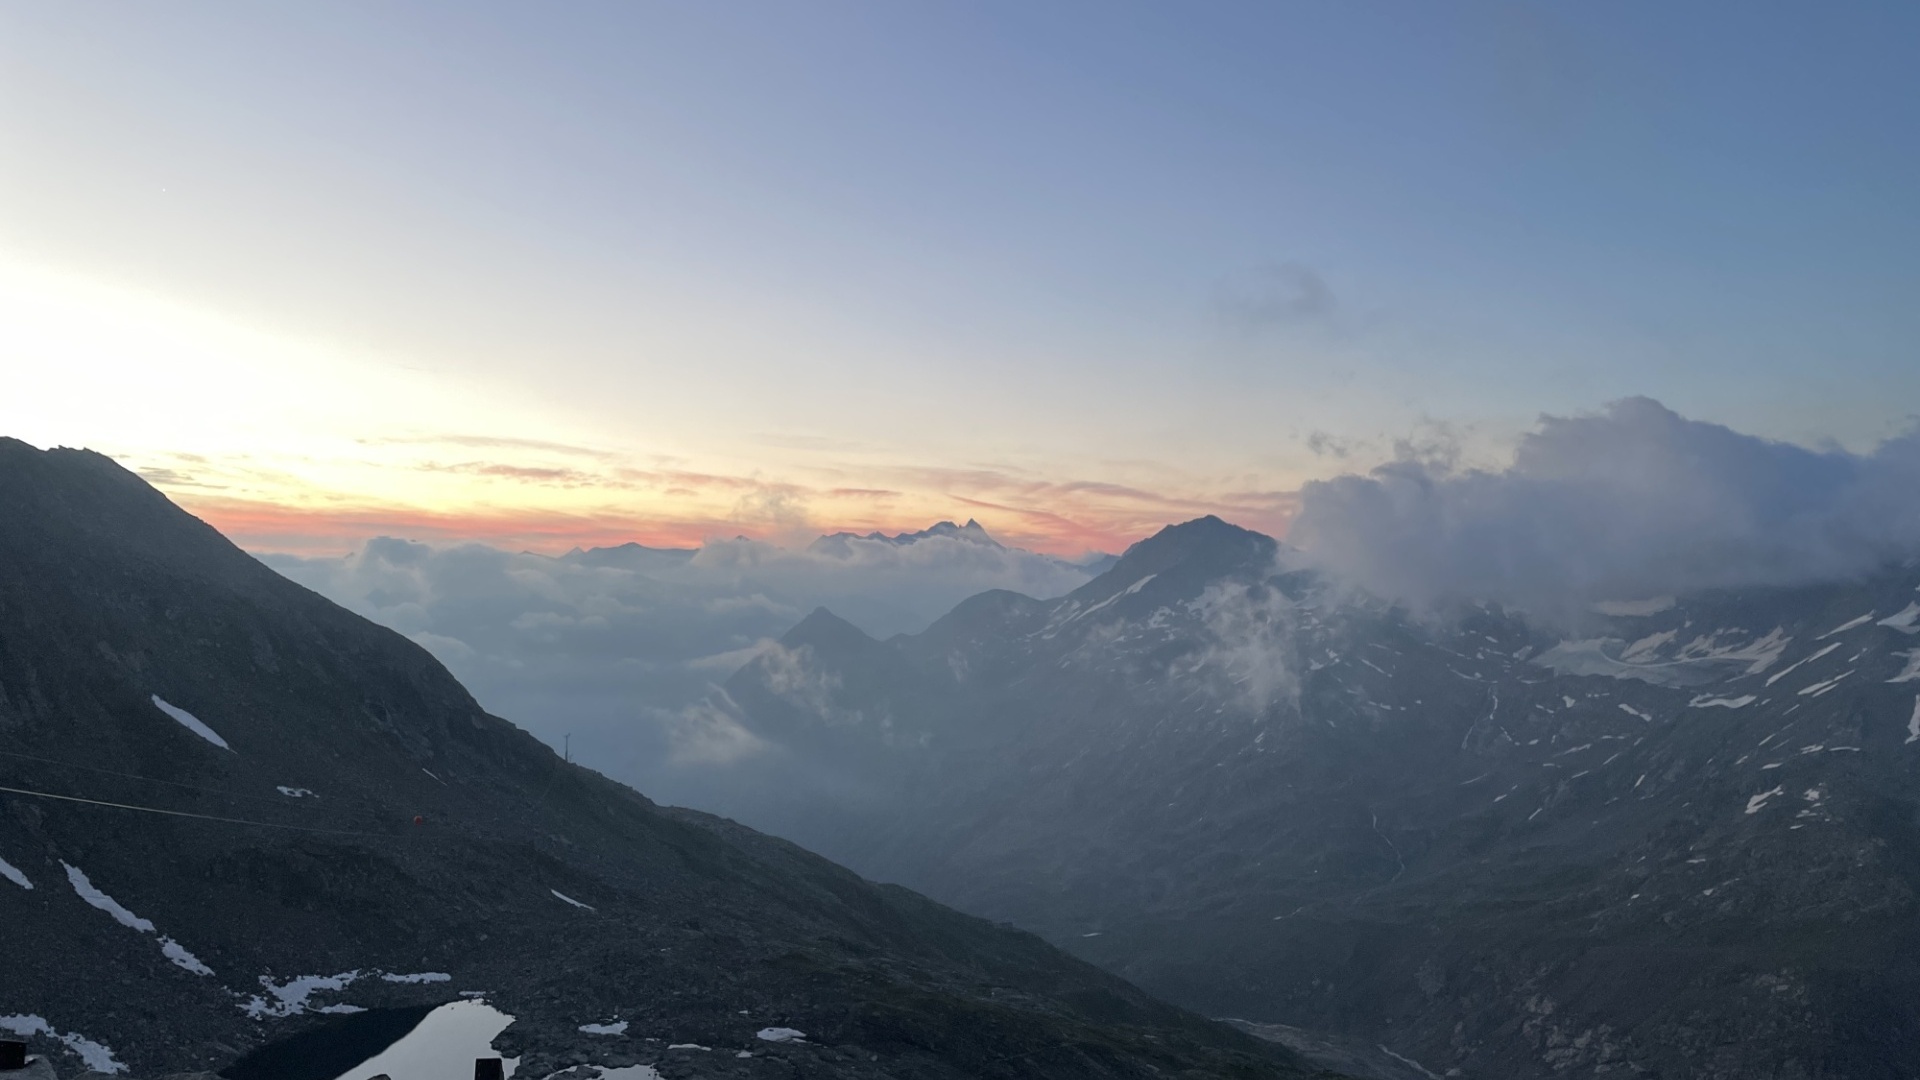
{"left": 221, "top": 1004, "right": 439, "bottom": 1080}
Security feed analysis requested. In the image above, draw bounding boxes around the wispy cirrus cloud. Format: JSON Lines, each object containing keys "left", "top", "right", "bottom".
{"left": 356, "top": 433, "right": 624, "bottom": 460}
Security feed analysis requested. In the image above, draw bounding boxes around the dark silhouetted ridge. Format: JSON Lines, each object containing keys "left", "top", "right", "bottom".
{"left": 1073, "top": 515, "right": 1278, "bottom": 601}
{"left": 0, "top": 438, "right": 1323, "bottom": 1080}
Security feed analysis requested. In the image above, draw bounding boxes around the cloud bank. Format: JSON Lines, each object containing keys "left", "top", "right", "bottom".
{"left": 263, "top": 528, "right": 1094, "bottom": 802}
{"left": 1290, "top": 397, "right": 1920, "bottom": 618}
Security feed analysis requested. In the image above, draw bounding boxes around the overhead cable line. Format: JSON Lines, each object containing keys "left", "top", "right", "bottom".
{"left": 0, "top": 749, "right": 317, "bottom": 808}
{"left": 0, "top": 782, "right": 402, "bottom": 840}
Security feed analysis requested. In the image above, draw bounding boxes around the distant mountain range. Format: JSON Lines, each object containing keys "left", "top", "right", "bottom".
{"left": 261, "top": 515, "right": 1112, "bottom": 809}
{"left": 556, "top": 518, "right": 1117, "bottom": 578}
{"left": 0, "top": 440, "right": 1322, "bottom": 1080}
{"left": 711, "top": 514, "right": 1920, "bottom": 1079}
{"left": 810, "top": 518, "right": 1004, "bottom": 552}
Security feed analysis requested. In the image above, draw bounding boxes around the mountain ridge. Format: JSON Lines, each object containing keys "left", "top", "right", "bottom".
{"left": 0, "top": 440, "right": 1326, "bottom": 1080}
{"left": 715, "top": 513, "right": 1920, "bottom": 1079}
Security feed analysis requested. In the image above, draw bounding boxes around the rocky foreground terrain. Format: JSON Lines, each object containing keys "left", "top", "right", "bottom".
{"left": 713, "top": 516, "right": 1920, "bottom": 1079}
{"left": 0, "top": 439, "right": 1328, "bottom": 1080}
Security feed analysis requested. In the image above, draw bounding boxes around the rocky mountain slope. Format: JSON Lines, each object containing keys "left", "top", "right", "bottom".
{"left": 714, "top": 515, "right": 1920, "bottom": 1079}
{"left": 0, "top": 440, "right": 1325, "bottom": 1080}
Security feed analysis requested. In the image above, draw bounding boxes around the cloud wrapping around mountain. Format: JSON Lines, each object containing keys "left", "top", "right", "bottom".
{"left": 1172, "top": 581, "right": 1300, "bottom": 715}
{"left": 1290, "top": 397, "right": 1920, "bottom": 618}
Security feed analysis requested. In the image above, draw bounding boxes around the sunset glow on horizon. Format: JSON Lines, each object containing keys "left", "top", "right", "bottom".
{"left": 7, "top": 3, "right": 1917, "bottom": 559}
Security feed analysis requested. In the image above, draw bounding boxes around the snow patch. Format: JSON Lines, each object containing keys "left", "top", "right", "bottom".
{"left": 1818, "top": 613, "right": 1876, "bottom": 638}
{"left": 244, "top": 972, "right": 361, "bottom": 1019}
{"left": 1622, "top": 630, "right": 1677, "bottom": 661}
{"left": 1062, "top": 578, "right": 1153, "bottom": 625}
{"left": 1908, "top": 696, "right": 1920, "bottom": 746}
{"left": 1675, "top": 627, "right": 1792, "bottom": 672}
{"left": 0, "top": 853, "right": 32, "bottom": 890}
{"left": 551, "top": 889, "right": 596, "bottom": 911}
{"left": 1797, "top": 670, "right": 1854, "bottom": 697}
{"left": 579, "top": 1021, "right": 629, "bottom": 1036}
{"left": 1538, "top": 628, "right": 1788, "bottom": 685}
{"left": 1618, "top": 703, "right": 1654, "bottom": 722}
{"left": 1879, "top": 602, "right": 1920, "bottom": 634}
{"left": 1890, "top": 650, "right": 1920, "bottom": 684}
{"left": 276, "top": 786, "right": 316, "bottom": 798}
{"left": 1690, "top": 694, "right": 1757, "bottom": 709}
{"left": 64, "top": 863, "right": 154, "bottom": 932}
{"left": 381, "top": 971, "right": 451, "bottom": 984}
{"left": 756, "top": 1027, "right": 806, "bottom": 1043}
{"left": 150, "top": 694, "right": 232, "bottom": 751}
{"left": 62, "top": 863, "right": 217, "bottom": 976}
{"left": 1766, "top": 643, "right": 1841, "bottom": 687}
{"left": 1746, "top": 786, "right": 1786, "bottom": 815}
{"left": 0, "top": 1014, "right": 126, "bottom": 1074}
{"left": 1377, "top": 1043, "right": 1445, "bottom": 1080}
{"left": 160, "top": 937, "right": 214, "bottom": 975}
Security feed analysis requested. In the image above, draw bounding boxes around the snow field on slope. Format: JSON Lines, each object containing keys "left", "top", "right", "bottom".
{"left": 0, "top": 1014, "right": 126, "bottom": 1074}
{"left": 62, "top": 862, "right": 214, "bottom": 975}
{"left": 150, "top": 694, "right": 232, "bottom": 750}
{"left": 0, "top": 853, "right": 32, "bottom": 890}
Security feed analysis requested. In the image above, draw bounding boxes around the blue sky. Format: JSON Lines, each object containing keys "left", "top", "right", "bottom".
{"left": 3, "top": 1, "right": 1915, "bottom": 552}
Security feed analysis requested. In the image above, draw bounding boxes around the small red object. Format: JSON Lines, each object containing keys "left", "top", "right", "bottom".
{"left": 413, "top": 815, "right": 424, "bottom": 826}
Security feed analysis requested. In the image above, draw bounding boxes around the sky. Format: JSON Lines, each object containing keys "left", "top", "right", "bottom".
{"left": 4, "top": 1, "right": 1918, "bottom": 555}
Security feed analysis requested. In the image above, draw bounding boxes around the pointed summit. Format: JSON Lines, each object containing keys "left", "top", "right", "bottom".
{"left": 781, "top": 606, "right": 878, "bottom": 653}
{"left": 1105, "top": 516, "right": 1277, "bottom": 582}
{"left": 907, "top": 519, "right": 1002, "bottom": 546}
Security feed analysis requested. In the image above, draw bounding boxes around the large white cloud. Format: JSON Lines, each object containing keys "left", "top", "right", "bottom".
{"left": 1290, "top": 397, "right": 1920, "bottom": 620}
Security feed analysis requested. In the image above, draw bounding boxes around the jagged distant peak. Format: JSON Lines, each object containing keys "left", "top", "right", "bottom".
{"left": 809, "top": 518, "right": 1005, "bottom": 552}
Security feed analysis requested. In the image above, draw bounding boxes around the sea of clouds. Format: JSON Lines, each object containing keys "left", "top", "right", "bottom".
{"left": 266, "top": 397, "right": 1920, "bottom": 804}
{"left": 263, "top": 529, "right": 1094, "bottom": 804}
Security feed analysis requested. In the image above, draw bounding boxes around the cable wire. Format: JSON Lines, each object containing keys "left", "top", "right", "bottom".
{"left": 0, "top": 782, "right": 401, "bottom": 839}
{"left": 0, "top": 749, "right": 316, "bottom": 808}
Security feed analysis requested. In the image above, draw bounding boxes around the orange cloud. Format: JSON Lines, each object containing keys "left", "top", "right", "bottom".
{"left": 151, "top": 438, "right": 1302, "bottom": 558}
{"left": 176, "top": 484, "right": 1298, "bottom": 558}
